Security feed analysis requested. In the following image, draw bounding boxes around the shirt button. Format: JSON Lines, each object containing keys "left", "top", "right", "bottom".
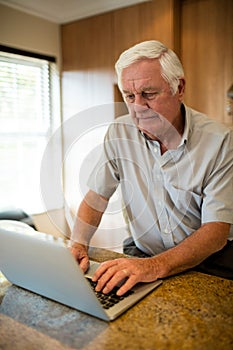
{"left": 154, "top": 147, "right": 157, "bottom": 153}
{"left": 164, "top": 228, "right": 170, "bottom": 234}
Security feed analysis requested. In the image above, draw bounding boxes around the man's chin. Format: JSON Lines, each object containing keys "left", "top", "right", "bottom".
{"left": 131, "top": 116, "right": 161, "bottom": 140}
{"left": 137, "top": 126, "right": 158, "bottom": 140}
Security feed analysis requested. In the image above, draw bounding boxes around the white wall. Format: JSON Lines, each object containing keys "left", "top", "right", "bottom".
{"left": 0, "top": 4, "right": 61, "bottom": 67}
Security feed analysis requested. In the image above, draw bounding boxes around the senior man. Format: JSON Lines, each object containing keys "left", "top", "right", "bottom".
{"left": 70, "top": 40, "right": 233, "bottom": 296}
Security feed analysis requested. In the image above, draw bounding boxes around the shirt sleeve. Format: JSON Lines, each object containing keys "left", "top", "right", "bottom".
{"left": 202, "top": 129, "right": 233, "bottom": 225}
{"left": 87, "top": 124, "right": 120, "bottom": 199}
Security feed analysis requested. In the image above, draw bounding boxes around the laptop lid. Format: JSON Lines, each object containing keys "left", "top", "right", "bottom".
{"left": 0, "top": 222, "right": 162, "bottom": 321}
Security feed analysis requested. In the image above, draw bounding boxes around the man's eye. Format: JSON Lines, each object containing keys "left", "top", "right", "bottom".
{"left": 125, "top": 94, "right": 135, "bottom": 102}
{"left": 142, "top": 92, "right": 157, "bottom": 99}
{"left": 124, "top": 91, "right": 158, "bottom": 102}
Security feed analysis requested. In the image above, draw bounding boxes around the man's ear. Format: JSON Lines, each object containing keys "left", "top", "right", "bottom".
{"left": 178, "top": 78, "right": 185, "bottom": 100}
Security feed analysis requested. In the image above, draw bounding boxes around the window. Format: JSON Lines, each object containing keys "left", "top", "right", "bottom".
{"left": 0, "top": 48, "right": 61, "bottom": 213}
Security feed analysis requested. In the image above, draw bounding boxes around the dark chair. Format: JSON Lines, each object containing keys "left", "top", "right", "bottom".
{"left": 0, "top": 208, "right": 37, "bottom": 230}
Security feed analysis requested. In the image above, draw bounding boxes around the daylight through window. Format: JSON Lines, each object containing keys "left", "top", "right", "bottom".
{"left": 0, "top": 50, "right": 61, "bottom": 213}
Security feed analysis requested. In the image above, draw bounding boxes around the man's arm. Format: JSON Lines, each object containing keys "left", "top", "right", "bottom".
{"left": 93, "top": 222, "right": 230, "bottom": 295}
{"left": 153, "top": 221, "right": 229, "bottom": 276}
{"left": 70, "top": 190, "right": 109, "bottom": 272}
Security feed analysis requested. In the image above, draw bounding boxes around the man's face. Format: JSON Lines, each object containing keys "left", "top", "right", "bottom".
{"left": 121, "top": 59, "right": 185, "bottom": 140}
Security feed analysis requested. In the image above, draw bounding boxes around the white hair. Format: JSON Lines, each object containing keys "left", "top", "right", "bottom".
{"left": 115, "top": 40, "right": 184, "bottom": 95}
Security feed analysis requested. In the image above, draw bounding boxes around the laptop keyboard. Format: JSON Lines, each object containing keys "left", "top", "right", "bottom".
{"left": 87, "top": 279, "right": 134, "bottom": 309}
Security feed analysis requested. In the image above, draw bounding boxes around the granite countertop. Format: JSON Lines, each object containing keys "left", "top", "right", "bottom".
{"left": 0, "top": 247, "right": 233, "bottom": 350}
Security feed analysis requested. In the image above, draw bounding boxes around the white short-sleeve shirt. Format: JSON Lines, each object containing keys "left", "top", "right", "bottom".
{"left": 87, "top": 105, "right": 233, "bottom": 255}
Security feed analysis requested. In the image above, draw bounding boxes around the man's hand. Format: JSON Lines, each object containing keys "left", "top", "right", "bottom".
{"left": 92, "top": 257, "right": 160, "bottom": 296}
{"left": 69, "top": 241, "right": 89, "bottom": 273}
{"left": 91, "top": 222, "right": 230, "bottom": 296}
{"left": 69, "top": 190, "right": 108, "bottom": 273}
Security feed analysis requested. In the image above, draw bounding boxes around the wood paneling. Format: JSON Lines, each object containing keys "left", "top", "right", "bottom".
{"left": 113, "top": 0, "right": 180, "bottom": 62}
{"left": 181, "top": 0, "right": 233, "bottom": 125}
{"left": 62, "top": 12, "right": 114, "bottom": 71}
{"left": 62, "top": 12, "right": 115, "bottom": 116}
{"left": 61, "top": 0, "right": 179, "bottom": 118}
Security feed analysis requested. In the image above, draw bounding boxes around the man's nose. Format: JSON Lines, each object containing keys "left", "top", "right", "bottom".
{"left": 134, "top": 105, "right": 148, "bottom": 115}
{"left": 134, "top": 93, "right": 148, "bottom": 106}
{"left": 133, "top": 98, "right": 149, "bottom": 113}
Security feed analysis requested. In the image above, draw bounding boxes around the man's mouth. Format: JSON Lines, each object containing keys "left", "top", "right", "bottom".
{"left": 137, "top": 116, "right": 156, "bottom": 120}
{"left": 135, "top": 112, "right": 160, "bottom": 120}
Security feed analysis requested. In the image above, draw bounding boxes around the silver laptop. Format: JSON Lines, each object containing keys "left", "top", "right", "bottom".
{"left": 0, "top": 221, "right": 162, "bottom": 321}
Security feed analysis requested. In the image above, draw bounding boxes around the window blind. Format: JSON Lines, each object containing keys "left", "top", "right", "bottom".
{"left": 0, "top": 49, "right": 61, "bottom": 213}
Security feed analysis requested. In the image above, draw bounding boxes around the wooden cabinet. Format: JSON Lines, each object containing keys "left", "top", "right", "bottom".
{"left": 181, "top": 0, "right": 233, "bottom": 126}
{"left": 62, "top": 12, "right": 114, "bottom": 71}
{"left": 113, "top": 0, "right": 180, "bottom": 62}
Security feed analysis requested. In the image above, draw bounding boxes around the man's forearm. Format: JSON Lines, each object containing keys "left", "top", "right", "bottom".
{"left": 91, "top": 221, "right": 230, "bottom": 296}
{"left": 71, "top": 190, "right": 109, "bottom": 246}
{"left": 153, "top": 222, "right": 230, "bottom": 278}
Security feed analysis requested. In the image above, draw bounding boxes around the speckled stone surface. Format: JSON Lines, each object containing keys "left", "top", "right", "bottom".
{"left": 0, "top": 248, "right": 233, "bottom": 350}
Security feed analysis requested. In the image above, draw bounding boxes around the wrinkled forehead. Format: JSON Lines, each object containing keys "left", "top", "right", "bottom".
{"left": 121, "top": 58, "right": 161, "bottom": 77}
{"left": 121, "top": 60, "right": 167, "bottom": 93}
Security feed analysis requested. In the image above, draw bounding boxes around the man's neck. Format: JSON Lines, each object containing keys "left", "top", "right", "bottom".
{"left": 143, "top": 104, "right": 186, "bottom": 154}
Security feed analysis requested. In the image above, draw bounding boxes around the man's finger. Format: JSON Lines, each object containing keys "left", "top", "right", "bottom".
{"left": 116, "top": 275, "right": 138, "bottom": 296}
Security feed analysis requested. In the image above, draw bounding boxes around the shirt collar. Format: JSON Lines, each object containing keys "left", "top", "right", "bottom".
{"left": 178, "top": 103, "right": 189, "bottom": 147}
